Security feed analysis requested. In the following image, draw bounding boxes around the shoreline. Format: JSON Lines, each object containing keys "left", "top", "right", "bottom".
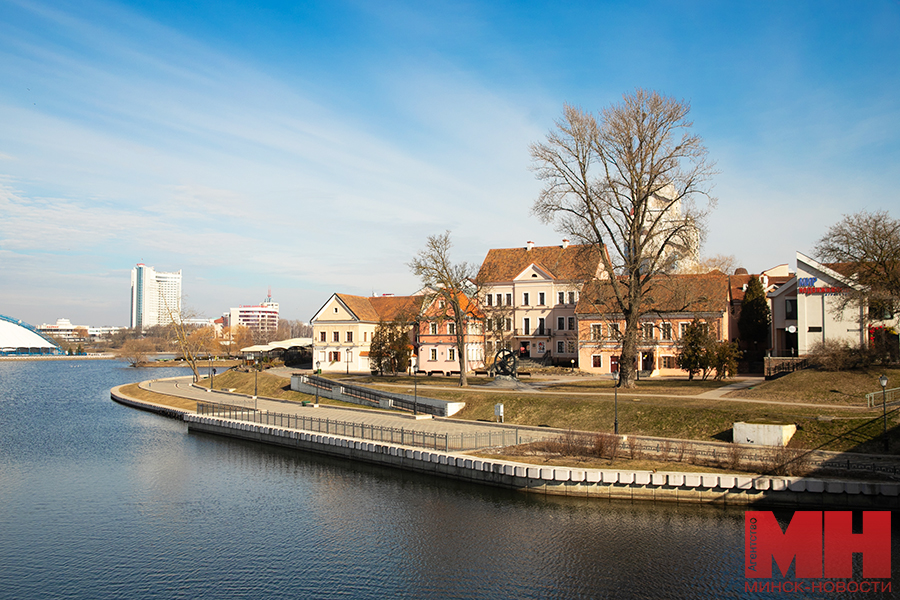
{"left": 111, "top": 382, "right": 900, "bottom": 508}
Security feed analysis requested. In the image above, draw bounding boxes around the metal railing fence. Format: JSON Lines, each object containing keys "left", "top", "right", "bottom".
{"left": 866, "top": 387, "right": 900, "bottom": 408}
{"left": 196, "top": 401, "right": 531, "bottom": 451}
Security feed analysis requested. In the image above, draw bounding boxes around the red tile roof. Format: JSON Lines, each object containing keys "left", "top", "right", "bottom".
{"left": 335, "top": 294, "right": 425, "bottom": 323}
{"left": 477, "top": 243, "right": 606, "bottom": 282}
{"left": 576, "top": 273, "right": 728, "bottom": 315}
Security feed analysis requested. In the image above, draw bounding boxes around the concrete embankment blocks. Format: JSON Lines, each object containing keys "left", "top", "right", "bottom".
{"left": 179, "top": 414, "right": 899, "bottom": 508}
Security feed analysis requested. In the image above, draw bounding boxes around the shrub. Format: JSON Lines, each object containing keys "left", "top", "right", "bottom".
{"left": 808, "top": 340, "right": 874, "bottom": 371}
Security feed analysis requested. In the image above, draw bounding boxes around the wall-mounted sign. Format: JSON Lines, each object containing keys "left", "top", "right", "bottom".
{"left": 797, "top": 275, "right": 847, "bottom": 295}
{"left": 798, "top": 286, "right": 847, "bottom": 295}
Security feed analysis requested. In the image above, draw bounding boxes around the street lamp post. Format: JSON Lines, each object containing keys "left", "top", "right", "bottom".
{"left": 880, "top": 375, "right": 888, "bottom": 452}
{"left": 613, "top": 370, "right": 619, "bottom": 435}
{"left": 254, "top": 363, "right": 258, "bottom": 411}
{"left": 315, "top": 361, "right": 320, "bottom": 405}
{"left": 413, "top": 355, "right": 419, "bottom": 416}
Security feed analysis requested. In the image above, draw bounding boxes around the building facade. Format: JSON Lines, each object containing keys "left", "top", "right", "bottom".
{"left": 415, "top": 293, "right": 485, "bottom": 375}
{"left": 477, "top": 240, "right": 606, "bottom": 365}
{"left": 311, "top": 293, "right": 425, "bottom": 373}
{"left": 130, "top": 264, "right": 182, "bottom": 330}
{"left": 575, "top": 273, "right": 731, "bottom": 376}
{"left": 229, "top": 293, "right": 280, "bottom": 342}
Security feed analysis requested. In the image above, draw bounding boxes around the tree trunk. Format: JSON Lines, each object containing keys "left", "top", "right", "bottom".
{"left": 619, "top": 306, "right": 641, "bottom": 388}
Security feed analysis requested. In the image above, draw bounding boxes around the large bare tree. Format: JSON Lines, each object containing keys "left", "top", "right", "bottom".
{"left": 814, "top": 209, "right": 900, "bottom": 320}
{"left": 409, "top": 231, "right": 480, "bottom": 387}
{"left": 531, "top": 89, "right": 716, "bottom": 387}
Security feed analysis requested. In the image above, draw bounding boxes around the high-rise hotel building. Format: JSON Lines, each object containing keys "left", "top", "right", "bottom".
{"left": 130, "top": 263, "right": 182, "bottom": 330}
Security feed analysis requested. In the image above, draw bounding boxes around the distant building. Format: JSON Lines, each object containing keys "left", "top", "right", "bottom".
{"left": 228, "top": 292, "right": 279, "bottom": 341}
{"left": 130, "top": 263, "right": 182, "bottom": 330}
{"left": 0, "top": 314, "right": 62, "bottom": 356}
{"left": 39, "top": 319, "right": 125, "bottom": 341}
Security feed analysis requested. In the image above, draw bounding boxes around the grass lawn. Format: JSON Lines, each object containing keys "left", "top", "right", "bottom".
{"left": 311, "top": 369, "right": 900, "bottom": 454}
{"left": 729, "top": 367, "right": 900, "bottom": 405}
{"left": 118, "top": 383, "right": 198, "bottom": 411}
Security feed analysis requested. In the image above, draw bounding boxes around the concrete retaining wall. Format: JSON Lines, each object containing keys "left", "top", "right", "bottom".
{"left": 183, "top": 414, "right": 900, "bottom": 509}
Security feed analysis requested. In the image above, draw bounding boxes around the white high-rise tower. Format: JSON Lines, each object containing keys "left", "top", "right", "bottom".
{"left": 130, "top": 264, "right": 182, "bottom": 330}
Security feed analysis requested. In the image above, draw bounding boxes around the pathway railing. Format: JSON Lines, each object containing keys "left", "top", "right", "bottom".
{"left": 196, "top": 401, "right": 533, "bottom": 451}
{"left": 866, "top": 387, "right": 900, "bottom": 408}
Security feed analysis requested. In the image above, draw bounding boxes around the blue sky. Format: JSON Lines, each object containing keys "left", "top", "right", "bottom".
{"left": 1, "top": 0, "right": 898, "bottom": 327}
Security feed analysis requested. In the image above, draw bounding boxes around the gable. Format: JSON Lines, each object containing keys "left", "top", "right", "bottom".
{"left": 313, "top": 295, "right": 361, "bottom": 323}
{"left": 514, "top": 263, "right": 555, "bottom": 281}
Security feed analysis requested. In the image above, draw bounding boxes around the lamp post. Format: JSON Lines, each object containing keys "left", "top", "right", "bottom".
{"left": 613, "top": 370, "right": 619, "bottom": 435}
{"left": 254, "top": 362, "right": 258, "bottom": 411}
{"left": 315, "top": 361, "right": 320, "bottom": 405}
{"left": 413, "top": 357, "right": 418, "bottom": 416}
{"left": 880, "top": 374, "right": 888, "bottom": 452}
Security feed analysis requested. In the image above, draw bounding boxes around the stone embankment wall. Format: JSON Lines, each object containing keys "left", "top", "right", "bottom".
{"left": 184, "top": 413, "right": 899, "bottom": 509}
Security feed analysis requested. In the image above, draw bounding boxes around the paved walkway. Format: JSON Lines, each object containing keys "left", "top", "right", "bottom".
{"left": 142, "top": 376, "right": 530, "bottom": 439}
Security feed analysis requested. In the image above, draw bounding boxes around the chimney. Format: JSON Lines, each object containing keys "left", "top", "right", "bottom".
{"left": 526, "top": 241, "right": 534, "bottom": 251}
{"left": 562, "top": 239, "right": 570, "bottom": 249}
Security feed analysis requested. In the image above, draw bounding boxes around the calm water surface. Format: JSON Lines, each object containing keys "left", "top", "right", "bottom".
{"left": 0, "top": 359, "right": 895, "bottom": 599}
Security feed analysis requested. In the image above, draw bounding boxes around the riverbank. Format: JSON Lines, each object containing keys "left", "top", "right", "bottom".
{"left": 111, "top": 380, "right": 900, "bottom": 508}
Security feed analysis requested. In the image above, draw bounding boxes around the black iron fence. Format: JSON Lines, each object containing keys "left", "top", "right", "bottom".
{"left": 196, "top": 401, "right": 528, "bottom": 451}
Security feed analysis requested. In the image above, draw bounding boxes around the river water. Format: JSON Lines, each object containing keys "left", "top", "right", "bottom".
{"left": 0, "top": 359, "right": 895, "bottom": 599}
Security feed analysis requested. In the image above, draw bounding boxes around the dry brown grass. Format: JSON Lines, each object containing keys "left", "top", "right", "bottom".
{"left": 118, "top": 383, "right": 198, "bottom": 411}
{"left": 730, "top": 367, "right": 900, "bottom": 405}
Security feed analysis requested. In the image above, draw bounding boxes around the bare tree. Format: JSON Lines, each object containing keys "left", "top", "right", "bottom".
{"left": 531, "top": 89, "right": 716, "bottom": 387}
{"left": 680, "top": 254, "right": 738, "bottom": 275}
{"left": 814, "top": 209, "right": 900, "bottom": 319}
{"left": 119, "top": 338, "right": 154, "bottom": 367}
{"left": 409, "top": 231, "right": 480, "bottom": 387}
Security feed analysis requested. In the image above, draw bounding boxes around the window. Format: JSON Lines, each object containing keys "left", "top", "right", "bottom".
{"left": 505, "top": 293, "right": 512, "bottom": 306}
{"left": 641, "top": 323, "right": 653, "bottom": 340}
{"left": 346, "top": 331, "right": 353, "bottom": 342}
{"left": 364, "top": 332, "right": 368, "bottom": 342}
{"left": 429, "top": 322, "right": 437, "bottom": 335}
{"left": 448, "top": 348, "right": 455, "bottom": 361}
{"left": 333, "top": 307, "right": 338, "bottom": 313}
{"left": 538, "top": 292, "right": 545, "bottom": 305}
{"left": 608, "top": 323, "right": 620, "bottom": 337}
{"left": 523, "top": 292, "right": 530, "bottom": 306}
{"left": 662, "top": 356, "right": 676, "bottom": 369}
{"left": 568, "top": 317, "right": 575, "bottom": 331}
{"left": 785, "top": 299, "right": 797, "bottom": 320}
{"left": 557, "top": 341, "right": 565, "bottom": 353}
{"left": 447, "top": 323, "right": 456, "bottom": 335}
{"left": 591, "top": 324, "right": 603, "bottom": 340}
{"left": 319, "top": 331, "right": 326, "bottom": 342}
{"left": 557, "top": 317, "right": 565, "bottom": 330}
{"left": 592, "top": 355, "right": 602, "bottom": 368}
{"left": 486, "top": 319, "right": 493, "bottom": 332}
{"left": 332, "top": 331, "right": 340, "bottom": 342}
{"left": 558, "top": 291, "right": 565, "bottom": 304}
{"left": 328, "top": 351, "right": 341, "bottom": 362}
{"left": 661, "top": 323, "right": 672, "bottom": 341}
{"left": 439, "top": 299, "right": 446, "bottom": 308}
{"left": 538, "top": 317, "right": 545, "bottom": 335}
{"left": 496, "top": 293, "right": 502, "bottom": 306}
{"left": 486, "top": 294, "right": 493, "bottom": 306}
{"left": 680, "top": 322, "right": 689, "bottom": 338}
{"left": 567, "top": 340, "right": 576, "bottom": 354}
{"left": 568, "top": 291, "right": 576, "bottom": 304}
{"left": 505, "top": 318, "right": 512, "bottom": 331}
{"left": 523, "top": 318, "right": 530, "bottom": 335}
{"left": 430, "top": 348, "right": 437, "bottom": 361}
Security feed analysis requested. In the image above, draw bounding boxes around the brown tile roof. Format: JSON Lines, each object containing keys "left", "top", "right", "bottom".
{"left": 576, "top": 273, "right": 728, "bottom": 315}
{"left": 335, "top": 294, "right": 425, "bottom": 323}
{"left": 477, "top": 243, "right": 606, "bottom": 283}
